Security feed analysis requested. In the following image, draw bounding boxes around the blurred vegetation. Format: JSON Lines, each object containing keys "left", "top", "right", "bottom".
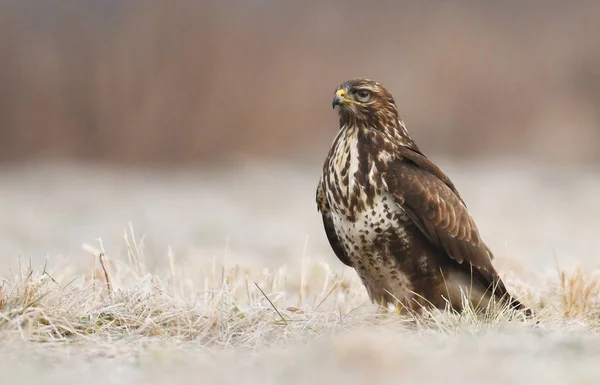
{"left": 1, "top": 0, "right": 599, "bottom": 166}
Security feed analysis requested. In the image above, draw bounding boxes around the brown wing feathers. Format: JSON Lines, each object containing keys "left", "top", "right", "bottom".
{"left": 383, "top": 154, "right": 516, "bottom": 301}
{"left": 384, "top": 154, "right": 531, "bottom": 314}
{"left": 385, "top": 154, "right": 493, "bottom": 269}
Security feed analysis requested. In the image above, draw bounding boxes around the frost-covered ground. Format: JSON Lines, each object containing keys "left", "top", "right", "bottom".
{"left": 0, "top": 160, "right": 599, "bottom": 385}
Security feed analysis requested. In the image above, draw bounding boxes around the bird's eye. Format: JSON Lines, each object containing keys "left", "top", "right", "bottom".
{"left": 355, "top": 89, "right": 370, "bottom": 102}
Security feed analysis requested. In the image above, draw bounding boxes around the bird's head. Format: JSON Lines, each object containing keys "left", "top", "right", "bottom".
{"left": 331, "top": 78, "right": 418, "bottom": 151}
{"left": 332, "top": 78, "right": 398, "bottom": 126}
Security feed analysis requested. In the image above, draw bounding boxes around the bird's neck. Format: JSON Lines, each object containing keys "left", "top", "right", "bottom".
{"left": 338, "top": 117, "right": 420, "bottom": 156}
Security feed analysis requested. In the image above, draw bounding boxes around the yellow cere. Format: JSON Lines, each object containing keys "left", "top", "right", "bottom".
{"left": 336, "top": 89, "right": 361, "bottom": 105}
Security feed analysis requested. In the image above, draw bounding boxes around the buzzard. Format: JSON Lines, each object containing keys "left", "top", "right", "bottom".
{"left": 316, "top": 78, "right": 531, "bottom": 316}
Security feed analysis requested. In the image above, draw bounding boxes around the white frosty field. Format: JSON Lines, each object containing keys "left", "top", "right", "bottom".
{"left": 0, "top": 160, "right": 599, "bottom": 384}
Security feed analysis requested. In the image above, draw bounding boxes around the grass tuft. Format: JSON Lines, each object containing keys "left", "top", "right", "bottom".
{"left": 1, "top": 228, "right": 600, "bottom": 347}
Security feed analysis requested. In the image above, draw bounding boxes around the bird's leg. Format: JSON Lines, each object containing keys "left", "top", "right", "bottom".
{"left": 377, "top": 296, "right": 388, "bottom": 314}
{"left": 394, "top": 302, "right": 407, "bottom": 315}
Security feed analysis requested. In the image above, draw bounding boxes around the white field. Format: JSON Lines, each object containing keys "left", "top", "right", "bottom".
{"left": 1, "top": 160, "right": 600, "bottom": 384}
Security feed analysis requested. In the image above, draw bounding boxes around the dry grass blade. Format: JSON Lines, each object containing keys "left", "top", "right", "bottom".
{"left": 253, "top": 281, "right": 288, "bottom": 327}
{"left": 98, "top": 253, "right": 113, "bottom": 298}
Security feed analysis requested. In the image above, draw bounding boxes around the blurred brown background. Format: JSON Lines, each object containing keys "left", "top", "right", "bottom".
{"left": 1, "top": 0, "right": 599, "bottom": 167}
{"left": 0, "top": 0, "right": 599, "bottom": 286}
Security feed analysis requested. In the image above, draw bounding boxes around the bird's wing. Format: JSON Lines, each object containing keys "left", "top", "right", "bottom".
{"left": 316, "top": 178, "right": 353, "bottom": 267}
{"left": 383, "top": 150, "right": 504, "bottom": 294}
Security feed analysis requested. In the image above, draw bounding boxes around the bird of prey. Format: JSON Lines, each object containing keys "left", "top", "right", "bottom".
{"left": 316, "top": 78, "right": 531, "bottom": 316}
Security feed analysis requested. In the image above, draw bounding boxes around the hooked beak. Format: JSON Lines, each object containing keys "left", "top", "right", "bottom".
{"left": 332, "top": 89, "right": 347, "bottom": 109}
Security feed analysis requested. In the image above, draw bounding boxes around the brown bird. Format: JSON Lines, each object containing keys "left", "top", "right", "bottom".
{"left": 316, "top": 78, "right": 531, "bottom": 316}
